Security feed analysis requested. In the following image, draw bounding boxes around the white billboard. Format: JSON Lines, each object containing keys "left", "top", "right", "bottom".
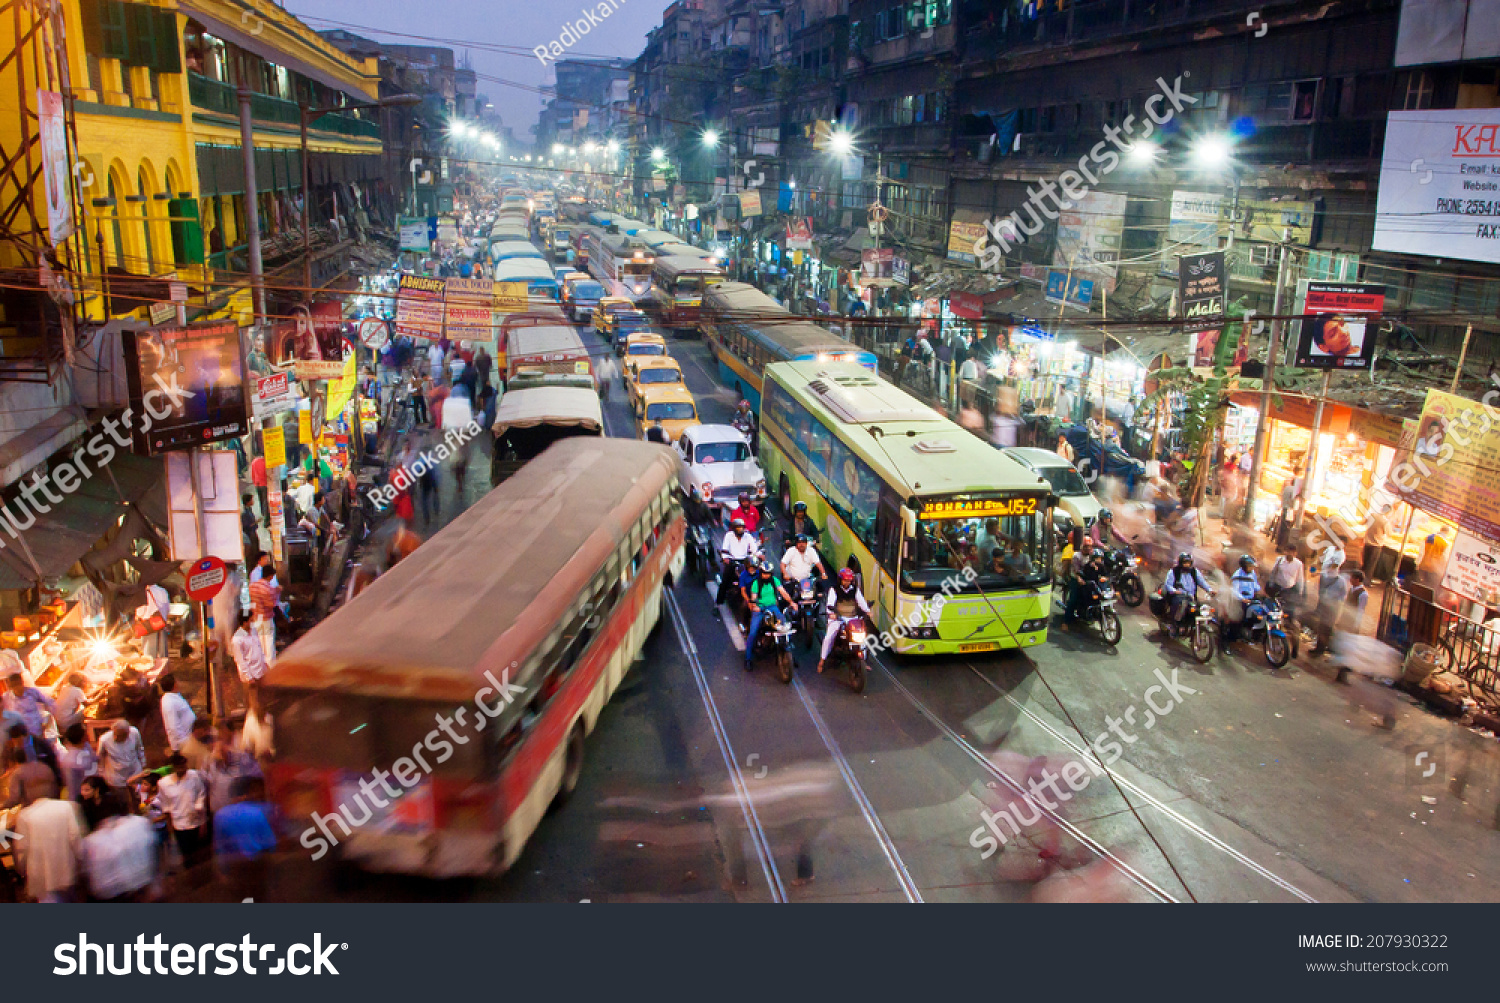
{"left": 1373, "top": 108, "right": 1500, "bottom": 264}
{"left": 1053, "top": 191, "right": 1127, "bottom": 294}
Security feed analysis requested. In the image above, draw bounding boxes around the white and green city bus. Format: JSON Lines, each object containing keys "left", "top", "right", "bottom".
{"left": 760, "top": 360, "right": 1055, "bottom": 655}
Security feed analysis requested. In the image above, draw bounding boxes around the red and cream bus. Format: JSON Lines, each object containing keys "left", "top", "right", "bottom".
{"left": 264, "top": 437, "right": 686, "bottom": 877}
{"left": 650, "top": 254, "right": 726, "bottom": 332}
{"left": 505, "top": 321, "right": 593, "bottom": 385}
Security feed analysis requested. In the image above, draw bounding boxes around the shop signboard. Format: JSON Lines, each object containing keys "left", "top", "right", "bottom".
{"left": 1179, "top": 251, "right": 1225, "bottom": 368}
{"left": 149, "top": 301, "right": 176, "bottom": 325}
{"left": 394, "top": 274, "right": 446, "bottom": 341}
{"left": 1053, "top": 191, "right": 1126, "bottom": 293}
{"left": 291, "top": 301, "right": 349, "bottom": 381}
{"left": 124, "top": 321, "right": 249, "bottom": 456}
{"left": 1044, "top": 270, "right": 1094, "bottom": 310}
{"left": 494, "top": 282, "right": 529, "bottom": 314}
{"left": 740, "top": 190, "right": 762, "bottom": 217}
{"left": 892, "top": 255, "right": 910, "bottom": 286}
{"left": 444, "top": 277, "right": 494, "bottom": 342}
{"left": 1238, "top": 198, "right": 1317, "bottom": 245}
{"left": 253, "top": 372, "right": 298, "bottom": 418}
{"left": 949, "top": 291, "right": 984, "bottom": 320}
{"left": 861, "top": 247, "right": 893, "bottom": 281}
{"left": 947, "top": 217, "right": 987, "bottom": 264}
{"left": 261, "top": 424, "right": 286, "bottom": 468}
{"left": 1372, "top": 108, "right": 1500, "bottom": 265}
{"left": 786, "top": 217, "right": 814, "bottom": 250}
{"left": 1162, "top": 191, "right": 1223, "bottom": 277}
{"left": 1441, "top": 531, "right": 1500, "bottom": 606}
{"left": 1398, "top": 388, "right": 1500, "bottom": 545}
{"left": 1292, "top": 283, "right": 1385, "bottom": 371}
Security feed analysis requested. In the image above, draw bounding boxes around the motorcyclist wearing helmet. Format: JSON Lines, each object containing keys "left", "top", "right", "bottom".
{"left": 1064, "top": 537, "right": 1106, "bottom": 625}
{"left": 1225, "top": 554, "right": 1262, "bottom": 642}
{"left": 787, "top": 500, "right": 820, "bottom": 547}
{"left": 716, "top": 517, "right": 761, "bottom": 605}
{"left": 1164, "top": 552, "right": 1214, "bottom": 634}
{"left": 781, "top": 533, "right": 827, "bottom": 594}
{"left": 817, "top": 568, "right": 872, "bottom": 674}
{"left": 742, "top": 559, "right": 797, "bottom": 669}
{"left": 734, "top": 399, "right": 758, "bottom": 446}
{"left": 1088, "top": 509, "right": 1128, "bottom": 549}
{"left": 728, "top": 491, "right": 761, "bottom": 534}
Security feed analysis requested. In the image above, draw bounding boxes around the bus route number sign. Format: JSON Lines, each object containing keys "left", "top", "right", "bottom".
{"left": 922, "top": 497, "right": 1039, "bottom": 519}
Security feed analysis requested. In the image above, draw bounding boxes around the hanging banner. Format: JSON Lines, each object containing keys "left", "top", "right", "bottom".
{"left": 444, "top": 277, "right": 494, "bottom": 342}
{"left": 399, "top": 216, "right": 432, "bottom": 252}
{"left": 123, "top": 321, "right": 249, "bottom": 456}
{"left": 1044, "top": 270, "right": 1094, "bottom": 310}
{"left": 947, "top": 217, "right": 987, "bottom": 264}
{"left": 494, "top": 282, "right": 529, "bottom": 314}
{"left": 739, "top": 191, "right": 762, "bottom": 217}
{"left": 291, "top": 301, "right": 349, "bottom": 381}
{"left": 394, "top": 274, "right": 446, "bottom": 341}
{"left": 252, "top": 372, "right": 298, "bottom": 418}
{"left": 1180, "top": 251, "right": 1226, "bottom": 368}
{"left": 786, "top": 217, "right": 814, "bottom": 250}
{"left": 266, "top": 483, "right": 285, "bottom": 563}
{"left": 37, "top": 90, "right": 73, "bottom": 244}
{"left": 298, "top": 401, "right": 313, "bottom": 443}
{"left": 1162, "top": 191, "right": 1224, "bottom": 277}
{"left": 1053, "top": 191, "right": 1126, "bottom": 294}
{"left": 892, "top": 255, "right": 910, "bottom": 286}
{"left": 1292, "top": 283, "right": 1386, "bottom": 371}
{"left": 949, "top": 291, "right": 984, "bottom": 320}
{"left": 1398, "top": 389, "right": 1500, "bottom": 545}
{"left": 325, "top": 351, "right": 359, "bottom": 419}
{"left": 261, "top": 425, "right": 287, "bottom": 469}
{"left": 861, "top": 248, "right": 893, "bottom": 281}
{"left": 1441, "top": 531, "right": 1500, "bottom": 606}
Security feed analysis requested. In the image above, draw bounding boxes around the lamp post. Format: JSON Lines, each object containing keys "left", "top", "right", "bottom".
{"left": 298, "top": 93, "right": 421, "bottom": 292}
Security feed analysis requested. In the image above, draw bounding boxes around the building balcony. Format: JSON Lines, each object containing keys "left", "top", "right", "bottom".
{"left": 187, "top": 73, "right": 380, "bottom": 139}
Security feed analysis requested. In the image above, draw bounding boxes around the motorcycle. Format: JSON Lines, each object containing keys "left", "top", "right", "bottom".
{"left": 1150, "top": 590, "right": 1218, "bottom": 663}
{"left": 1072, "top": 578, "right": 1123, "bottom": 646}
{"left": 795, "top": 577, "right": 822, "bottom": 650}
{"left": 732, "top": 414, "right": 756, "bottom": 446}
{"left": 1099, "top": 547, "right": 1145, "bottom": 608}
{"left": 746, "top": 602, "right": 796, "bottom": 683}
{"left": 1223, "top": 595, "right": 1292, "bottom": 668}
{"left": 686, "top": 523, "right": 717, "bottom": 581}
{"left": 719, "top": 555, "right": 760, "bottom": 626}
{"left": 825, "top": 615, "right": 870, "bottom": 693}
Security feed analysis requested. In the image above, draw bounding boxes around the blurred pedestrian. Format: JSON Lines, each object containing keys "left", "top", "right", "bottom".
{"left": 57, "top": 723, "right": 95, "bottom": 802}
{"left": 81, "top": 795, "right": 156, "bottom": 902}
{"left": 95, "top": 720, "right": 144, "bottom": 807}
{"left": 1311, "top": 561, "right": 1349, "bottom": 657}
{"left": 231, "top": 622, "right": 266, "bottom": 710}
{"left": 154, "top": 753, "right": 208, "bottom": 871}
{"left": 180, "top": 716, "right": 214, "bottom": 773}
{"left": 1267, "top": 543, "right": 1306, "bottom": 657}
{"left": 14, "top": 772, "right": 83, "bottom": 901}
{"left": 213, "top": 775, "right": 276, "bottom": 901}
{"left": 2, "top": 659, "right": 56, "bottom": 738}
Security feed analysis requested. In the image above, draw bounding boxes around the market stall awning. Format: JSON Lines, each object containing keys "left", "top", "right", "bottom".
{"left": 0, "top": 453, "right": 166, "bottom": 592}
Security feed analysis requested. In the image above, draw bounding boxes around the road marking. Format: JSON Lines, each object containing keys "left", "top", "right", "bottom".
{"left": 964, "top": 664, "right": 1320, "bottom": 903}
{"left": 873, "top": 656, "right": 1179, "bottom": 904}
{"left": 703, "top": 581, "right": 747, "bottom": 650}
{"left": 663, "top": 589, "right": 787, "bottom": 902}
{"left": 793, "top": 677, "right": 924, "bottom": 903}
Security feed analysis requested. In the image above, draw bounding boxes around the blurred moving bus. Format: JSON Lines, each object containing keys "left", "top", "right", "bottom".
{"left": 490, "top": 376, "right": 603, "bottom": 486}
{"left": 759, "top": 360, "right": 1054, "bottom": 655}
{"left": 505, "top": 321, "right": 593, "bottom": 384}
{"left": 700, "top": 281, "right": 877, "bottom": 410}
{"left": 650, "top": 255, "right": 726, "bottom": 332}
{"left": 264, "top": 437, "right": 686, "bottom": 876}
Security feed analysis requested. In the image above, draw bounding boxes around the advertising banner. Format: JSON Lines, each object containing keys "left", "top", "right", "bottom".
{"left": 1053, "top": 191, "right": 1126, "bottom": 293}
{"left": 124, "top": 321, "right": 249, "bottom": 455}
{"left": 947, "top": 218, "right": 987, "bottom": 264}
{"left": 861, "top": 247, "right": 893, "bottom": 281}
{"left": 949, "top": 291, "right": 984, "bottom": 319}
{"left": 1292, "top": 283, "right": 1386, "bottom": 370}
{"left": 394, "top": 274, "right": 446, "bottom": 341}
{"left": 1373, "top": 108, "right": 1500, "bottom": 264}
{"left": 261, "top": 425, "right": 286, "bottom": 469}
{"left": 1044, "top": 270, "right": 1095, "bottom": 310}
{"left": 892, "top": 255, "right": 910, "bottom": 286}
{"left": 252, "top": 372, "right": 298, "bottom": 418}
{"left": 1399, "top": 389, "right": 1500, "bottom": 544}
{"left": 1163, "top": 191, "right": 1223, "bottom": 277}
{"left": 37, "top": 90, "right": 73, "bottom": 244}
{"left": 1441, "top": 531, "right": 1500, "bottom": 605}
{"left": 399, "top": 217, "right": 433, "bottom": 252}
{"left": 293, "top": 301, "right": 348, "bottom": 381}
{"left": 1180, "top": 251, "right": 1226, "bottom": 368}
{"left": 786, "top": 217, "right": 814, "bottom": 250}
{"left": 740, "top": 191, "right": 762, "bottom": 217}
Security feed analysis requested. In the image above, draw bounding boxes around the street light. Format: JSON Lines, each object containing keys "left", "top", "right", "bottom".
{"left": 552, "top": 143, "right": 565, "bottom": 155}
{"left": 702, "top": 129, "right": 719, "bottom": 147}
{"left": 651, "top": 146, "right": 666, "bottom": 162}
{"left": 1192, "top": 134, "right": 1233, "bottom": 169}
{"left": 1126, "top": 140, "right": 1159, "bottom": 167}
{"left": 829, "top": 128, "right": 854, "bottom": 156}
{"left": 607, "top": 139, "right": 620, "bottom": 154}
{"left": 299, "top": 92, "right": 421, "bottom": 290}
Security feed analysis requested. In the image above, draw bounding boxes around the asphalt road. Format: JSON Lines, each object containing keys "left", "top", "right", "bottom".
{"left": 267, "top": 295, "right": 1500, "bottom": 903}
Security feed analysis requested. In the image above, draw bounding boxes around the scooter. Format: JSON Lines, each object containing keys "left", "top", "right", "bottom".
{"left": 825, "top": 615, "right": 870, "bottom": 693}
{"left": 746, "top": 602, "right": 796, "bottom": 683}
{"left": 1100, "top": 547, "right": 1145, "bottom": 608}
{"left": 1150, "top": 590, "right": 1218, "bottom": 663}
{"left": 1223, "top": 595, "right": 1292, "bottom": 668}
{"left": 795, "top": 577, "right": 822, "bottom": 650}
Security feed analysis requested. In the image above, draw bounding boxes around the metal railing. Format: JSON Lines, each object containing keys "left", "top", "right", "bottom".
{"left": 187, "top": 73, "right": 379, "bottom": 138}
{"left": 1377, "top": 585, "right": 1500, "bottom": 702}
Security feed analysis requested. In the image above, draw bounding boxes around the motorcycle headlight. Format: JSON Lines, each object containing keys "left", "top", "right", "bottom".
{"left": 755, "top": 479, "right": 767, "bottom": 495}
{"left": 699, "top": 483, "right": 713, "bottom": 500}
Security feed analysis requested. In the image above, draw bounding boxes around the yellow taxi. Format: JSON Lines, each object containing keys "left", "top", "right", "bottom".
{"left": 627, "top": 356, "right": 686, "bottom": 410}
{"left": 622, "top": 331, "right": 668, "bottom": 377}
{"left": 634, "top": 384, "right": 699, "bottom": 443}
{"left": 593, "top": 296, "right": 636, "bottom": 337}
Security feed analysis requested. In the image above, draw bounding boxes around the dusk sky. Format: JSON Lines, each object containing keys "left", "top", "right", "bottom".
{"left": 288, "top": 0, "right": 665, "bottom": 143}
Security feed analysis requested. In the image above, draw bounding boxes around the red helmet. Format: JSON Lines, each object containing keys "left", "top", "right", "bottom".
{"left": 838, "top": 568, "right": 855, "bottom": 584}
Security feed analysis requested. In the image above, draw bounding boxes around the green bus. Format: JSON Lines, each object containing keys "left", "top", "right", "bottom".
{"left": 760, "top": 360, "right": 1055, "bottom": 655}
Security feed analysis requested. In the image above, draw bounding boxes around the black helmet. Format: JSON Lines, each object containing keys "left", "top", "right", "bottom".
{"left": 793, "top": 501, "right": 807, "bottom": 513}
{"left": 1098, "top": 508, "right": 1113, "bottom": 521}
{"left": 1239, "top": 554, "right": 1257, "bottom": 570}
{"left": 1176, "top": 552, "right": 1194, "bottom": 568}
{"left": 758, "top": 559, "right": 775, "bottom": 574}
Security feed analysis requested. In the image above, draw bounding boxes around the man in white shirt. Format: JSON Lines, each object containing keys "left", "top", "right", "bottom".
{"left": 715, "top": 518, "right": 761, "bottom": 605}
{"left": 781, "top": 536, "right": 827, "bottom": 590}
{"left": 155, "top": 753, "right": 209, "bottom": 869}
{"left": 14, "top": 774, "right": 84, "bottom": 901}
{"left": 1269, "top": 543, "right": 1306, "bottom": 656}
{"left": 158, "top": 673, "right": 195, "bottom": 752}
{"left": 2, "top": 665, "right": 57, "bottom": 738}
{"left": 427, "top": 341, "right": 445, "bottom": 382}
{"left": 82, "top": 809, "right": 156, "bottom": 901}
{"left": 96, "top": 721, "right": 145, "bottom": 799}
{"left": 288, "top": 476, "right": 316, "bottom": 516}
{"left": 232, "top": 622, "right": 267, "bottom": 705}
{"left": 51, "top": 672, "right": 86, "bottom": 731}
{"left": 1054, "top": 385, "right": 1075, "bottom": 423}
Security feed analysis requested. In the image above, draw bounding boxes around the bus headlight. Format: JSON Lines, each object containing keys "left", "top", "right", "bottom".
{"left": 896, "top": 624, "right": 940, "bottom": 640}
{"left": 1019, "top": 618, "right": 1048, "bottom": 633}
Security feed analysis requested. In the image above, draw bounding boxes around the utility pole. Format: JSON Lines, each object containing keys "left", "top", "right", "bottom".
{"left": 236, "top": 67, "right": 266, "bottom": 322}
{"left": 1243, "top": 235, "right": 1292, "bottom": 525}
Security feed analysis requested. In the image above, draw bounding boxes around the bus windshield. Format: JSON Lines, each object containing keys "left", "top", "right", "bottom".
{"left": 675, "top": 276, "right": 705, "bottom": 295}
{"left": 624, "top": 261, "right": 651, "bottom": 277}
{"left": 906, "top": 508, "right": 1049, "bottom": 593}
{"left": 646, "top": 401, "right": 696, "bottom": 421}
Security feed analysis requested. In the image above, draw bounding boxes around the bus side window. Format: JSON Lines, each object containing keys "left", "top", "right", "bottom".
{"left": 874, "top": 488, "right": 903, "bottom": 576}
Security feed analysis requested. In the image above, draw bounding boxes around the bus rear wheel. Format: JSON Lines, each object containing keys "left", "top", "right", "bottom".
{"left": 553, "top": 723, "right": 586, "bottom": 809}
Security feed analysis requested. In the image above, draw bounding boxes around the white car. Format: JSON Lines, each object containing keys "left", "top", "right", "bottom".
{"left": 675, "top": 424, "right": 768, "bottom": 515}
{"left": 1002, "top": 446, "right": 1103, "bottom": 528}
